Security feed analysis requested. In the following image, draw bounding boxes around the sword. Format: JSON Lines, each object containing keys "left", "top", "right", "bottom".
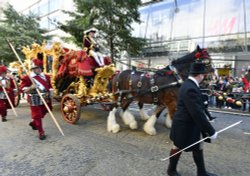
{"left": 1, "top": 85, "right": 18, "bottom": 117}
{"left": 161, "top": 120, "right": 243, "bottom": 161}
{"left": 6, "top": 39, "right": 65, "bottom": 136}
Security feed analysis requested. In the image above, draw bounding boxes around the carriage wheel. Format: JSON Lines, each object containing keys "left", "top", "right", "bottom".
{"left": 61, "top": 94, "right": 81, "bottom": 124}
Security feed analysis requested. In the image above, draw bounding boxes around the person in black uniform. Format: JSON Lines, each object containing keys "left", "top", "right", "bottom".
{"left": 201, "top": 93, "right": 216, "bottom": 122}
{"left": 167, "top": 62, "right": 218, "bottom": 176}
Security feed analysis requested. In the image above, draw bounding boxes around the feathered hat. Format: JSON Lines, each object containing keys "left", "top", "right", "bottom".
{"left": 0, "top": 65, "right": 7, "bottom": 74}
{"left": 83, "top": 27, "right": 97, "bottom": 35}
{"left": 31, "top": 59, "right": 43, "bottom": 69}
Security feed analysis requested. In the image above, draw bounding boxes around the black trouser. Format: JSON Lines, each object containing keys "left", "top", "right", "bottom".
{"left": 192, "top": 149, "right": 207, "bottom": 176}
{"left": 168, "top": 149, "right": 182, "bottom": 175}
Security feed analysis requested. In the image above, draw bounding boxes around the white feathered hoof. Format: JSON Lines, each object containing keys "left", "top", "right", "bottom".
{"left": 143, "top": 124, "right": 157, "bottom": 136}
{"left": 139, "top": 109, "right": 150, "bottom": 121}
{"left": 108, "top": 124, "right": 120, "bottom": 133}
{"left": 165, "top": 114, "right": 172, "bottom": 128}
{"left": 143, "top": 115, "right": 157, "bottom": 135}
{"left": 107, "top": 108, "right": 120, "bottom": 133}
{"left": 129, "top": 121, "right": 138, "bottom": 130}
{"left": 166, "top": 121, "right": 172, "bottom": 128}
{"left": 122, "top": 110, "right": 138, "bottom": 130}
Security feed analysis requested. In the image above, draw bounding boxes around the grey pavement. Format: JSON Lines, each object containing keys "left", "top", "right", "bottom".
{"left": 0, "top": 100, "right": 249, "bottom": 176}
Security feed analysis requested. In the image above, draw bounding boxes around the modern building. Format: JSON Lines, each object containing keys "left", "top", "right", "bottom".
{"left": 129, "top": 0, "right": 250, "bottom": 77}
{"left": 3, "top": 0, "right": 250, "bottom": 76}
{"left": 0, "top": 0, "right": 8, "bottom": 20}
{"left": 11, "top": 0, "right": 77, "bottom": 49}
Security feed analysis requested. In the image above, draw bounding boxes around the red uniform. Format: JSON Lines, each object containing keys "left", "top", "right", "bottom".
{"left": 0, "top": 66, "right": 15, "bottom": 121}
{"left": 83, "top": 28, "right": 106, "bottom": 67}
{"left": 20, "top": 59, "right": 52, "bottom": 140}
{"left": 242, "top": 76, "right": 250, "bottom": 93}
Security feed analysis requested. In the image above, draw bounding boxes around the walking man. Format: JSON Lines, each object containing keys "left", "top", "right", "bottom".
{"left": 167, "top": 62, "right": 218, "bottom": 176}
{"left": 0, "top": 65, "right": 15, "bottom": 122}
{"left": 20, "top": 59, "right": 53, "bottom": 140}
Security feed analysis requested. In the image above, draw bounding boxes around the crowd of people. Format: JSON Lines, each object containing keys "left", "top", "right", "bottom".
{"left": 204, "top": 68, "right": 250, "bottom": 112}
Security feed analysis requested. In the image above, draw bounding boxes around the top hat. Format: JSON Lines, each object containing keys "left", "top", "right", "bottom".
{"left": 0, "top": 65, "right": 7, "bottom": 74}
{"left": 31, "top": 59, "right": 43, "bottom": 69}
{"left": 83, "top": 27, "right": 97, "bottom": 35}
{"left": 189, "top": 62, "right": 208, "bottom": 74}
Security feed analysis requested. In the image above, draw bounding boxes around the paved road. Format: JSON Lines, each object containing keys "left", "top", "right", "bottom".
{"left": 0, "top": 100, "right": 249, "bottom": 176}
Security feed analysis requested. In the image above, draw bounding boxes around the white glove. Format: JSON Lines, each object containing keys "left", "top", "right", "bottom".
{"left": 1, "top": 79, "right": 6, "bottom": 88}
{"left": 210, "top": 131, "right": 218, "bottom": 140}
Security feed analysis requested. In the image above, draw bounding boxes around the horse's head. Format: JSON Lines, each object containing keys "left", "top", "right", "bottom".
{"left": 194, "top": 45, "right": 214, "bottom": 74}
{"left": 171, "top": 45, "right": 214, "bottom": 80}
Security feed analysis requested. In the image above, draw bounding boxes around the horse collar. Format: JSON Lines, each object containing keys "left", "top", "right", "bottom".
{"left": 169, "top": 65, "right": 183, "bottom": 84}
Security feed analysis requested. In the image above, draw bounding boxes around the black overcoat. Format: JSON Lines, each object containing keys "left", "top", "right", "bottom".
{"left": 170, "top": 78, "right": 215, "bottom": 151}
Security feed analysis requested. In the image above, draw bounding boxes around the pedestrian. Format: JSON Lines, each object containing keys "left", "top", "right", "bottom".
{"left": 0, "top": 65, "right": 15, "bottom": 122}
{"left": 20, "top": 59, "right": 53, "bottom": 140}
{"left": 167, "top": 62, "right": 218, "bottom": 176}
{"left": 202, "top": 93, "right": 216, "bottom": 122}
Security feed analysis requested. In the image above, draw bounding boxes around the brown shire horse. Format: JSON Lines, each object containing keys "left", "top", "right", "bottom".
{"left": 107, "top": 46, "right": 214, "bottom": 135}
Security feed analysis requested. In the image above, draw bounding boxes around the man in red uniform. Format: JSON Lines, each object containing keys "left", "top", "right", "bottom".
{"left": 0, "top": 65, "right": 15, "bottom": 122}
{"left": 20, "top": 59, "right": 53, "bottom": 140}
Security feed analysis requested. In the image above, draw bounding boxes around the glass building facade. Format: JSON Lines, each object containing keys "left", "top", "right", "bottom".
{"left": 8, "top": 0, "right": 250, "bottom": 75}
{"left": 131, "top": 0, "right": 250, "bottom": 76}
{"left": 21, "top": 0, "right": 74, "bottom": 37}
{"left": 20, "top": 0, "right": 77, "bottom": 49}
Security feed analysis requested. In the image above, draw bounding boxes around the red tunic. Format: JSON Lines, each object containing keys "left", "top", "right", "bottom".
{"left": 20, "top": 74, "right": 52, "bottom": 119}
{"left": 242, "top": 76, "right": 250, "bottom": 93}
{"left": 0, "top": 77, "right": 15, "bottom": 117}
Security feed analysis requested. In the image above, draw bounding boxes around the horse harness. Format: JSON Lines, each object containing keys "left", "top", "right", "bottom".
{"left": 114, "top": 65, "right": 183, "bottom": 104}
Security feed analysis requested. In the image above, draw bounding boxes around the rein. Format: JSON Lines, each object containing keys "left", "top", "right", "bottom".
{"left": 114, "top": 81, "right": 181, "bottom": 102}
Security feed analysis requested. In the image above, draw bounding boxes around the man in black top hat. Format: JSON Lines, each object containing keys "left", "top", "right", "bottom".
{"left": 167, "top": 62, "right": 218, "bottom": 176}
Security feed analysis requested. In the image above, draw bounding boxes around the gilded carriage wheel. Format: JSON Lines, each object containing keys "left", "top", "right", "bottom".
{"left": 61, "top": 94, "right": 81, "bottom": 124}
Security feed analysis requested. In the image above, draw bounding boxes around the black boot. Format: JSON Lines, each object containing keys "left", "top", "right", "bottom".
{"left": 167, "top": 149, "right": 182, "bottom": 176}
{"left": 39, "top": 133, "right": 46, "bottom": 140}
{"left": 192, "top": 150, "right": 217, "bottom": 176}
{"left": 2, "top": 117, "right": 7, "bottom": 122}
{"left": 29, "top": 122, "right": 37, "bottom": 130}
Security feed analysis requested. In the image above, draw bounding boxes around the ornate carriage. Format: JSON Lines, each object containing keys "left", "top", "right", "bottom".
{"left": 20, "top": 41, "right": 116, "bottom": 124}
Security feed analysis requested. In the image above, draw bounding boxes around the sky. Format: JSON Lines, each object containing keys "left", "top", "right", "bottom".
{"left": 7, "top": 0, "right": 36, "bottom": 12}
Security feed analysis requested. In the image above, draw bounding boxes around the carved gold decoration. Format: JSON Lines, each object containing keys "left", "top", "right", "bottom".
{"left": 20, "top": 41, "right": 116, "bottom": 103}
{"left": 49, "top": 42, "right": 64, "bottom": 96}
{"left": 21, "top": 41, "right": 65, "bottom": 96}
{"left": 9, "top": 61, "right": 25, "bottom": 77}
{"left": 88, "top": 64, "right": 116, "bottom": 97}
{"left": 76, "top": 76, "right": 88, "bottom": 98}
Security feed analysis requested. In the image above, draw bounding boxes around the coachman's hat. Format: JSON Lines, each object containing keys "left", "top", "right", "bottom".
{"left": 84, "top": 27, "right": 97, "bottom": 35}
{"left": 0, "top": 65, "right": 7, "bottom": 74}
{"left": 189, "top": 62, "right": 208, "bottom": 74}
{"left": 31, "top": 59, "right": 43, "bottom": 69}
